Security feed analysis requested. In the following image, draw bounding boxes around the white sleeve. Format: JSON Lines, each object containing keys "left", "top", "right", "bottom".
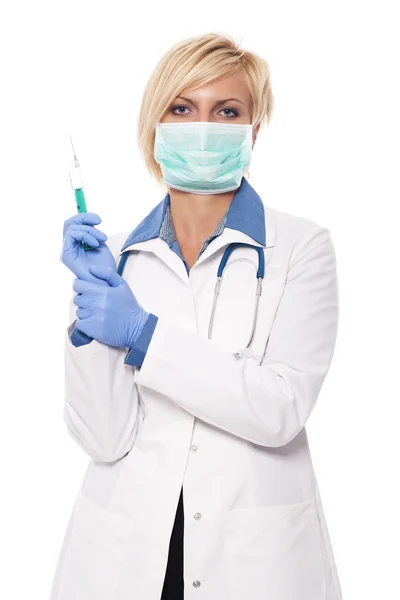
{"left": 135, "top": 226, "right": 339, "bottom": 448}
{"left": 63, "top": 233, "right": 142, "bottom": 462}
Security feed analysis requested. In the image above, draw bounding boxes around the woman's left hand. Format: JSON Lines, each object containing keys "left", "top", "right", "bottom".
{"left": 72, "top": 264, "right": 150, "bottom": 349}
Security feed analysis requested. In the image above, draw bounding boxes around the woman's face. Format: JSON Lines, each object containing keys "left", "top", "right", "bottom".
{"left": 161, "top": 70, "right": 260, "bottom": 145}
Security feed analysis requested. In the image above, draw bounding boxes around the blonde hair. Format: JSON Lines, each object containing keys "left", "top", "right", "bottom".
{"left": 137, "top": 32, "right": 274, "bottom": 188}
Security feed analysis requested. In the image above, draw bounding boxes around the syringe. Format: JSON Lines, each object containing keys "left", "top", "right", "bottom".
{"left": 68, "top": 134, "right": 96, "bottom": 251}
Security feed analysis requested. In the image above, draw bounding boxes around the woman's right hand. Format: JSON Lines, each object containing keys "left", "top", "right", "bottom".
{"left": 61, "top": 213, "right": 117, "bottom": 286}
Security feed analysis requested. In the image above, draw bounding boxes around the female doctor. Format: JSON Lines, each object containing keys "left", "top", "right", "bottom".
{"left": 51, "top": 33, "right": 342, "bottom": 600}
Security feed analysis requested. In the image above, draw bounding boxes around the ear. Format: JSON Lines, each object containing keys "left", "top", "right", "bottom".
{"left": 252, "top": 123, "right": 261, "bottom": 148}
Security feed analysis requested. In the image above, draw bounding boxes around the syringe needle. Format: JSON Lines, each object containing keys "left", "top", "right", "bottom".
{"left": 69, "top": 133, "right": 80, "bottom": 168}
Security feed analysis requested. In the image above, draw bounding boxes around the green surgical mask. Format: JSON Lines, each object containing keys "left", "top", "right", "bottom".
{"left": 153, "top": 121, "right": 253, "bottom": 194}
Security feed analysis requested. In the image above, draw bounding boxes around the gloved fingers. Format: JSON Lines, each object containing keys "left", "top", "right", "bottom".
{"left": 66, "top": 224, "right": 107, "bottom": 244}
{"left": 63, "top": 212, "right": 102, "bottom": 238}
{"left": 64, "top": 228, "right": 100, "bottom": 250}
{"left": 73, "top": 277, "right": 109, "bottom": 294}
{"left": 87, "top": 264, "right": 123, "bottom": 286}
{"left": 73, "top": 292, "right": 82, "bottom": 307}
{"left": 68, "top": 223, "right": 108, "bottom": 242}
{"left": 76, "top": 306, "right": 94, "bottom": 320}
{"left": 73, "top": 291, "right": 93, "bottom": 308}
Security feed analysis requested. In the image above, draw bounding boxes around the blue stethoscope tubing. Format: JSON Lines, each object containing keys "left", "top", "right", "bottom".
{"left": 117, "top": 251, "right": 129, "bottom": 277}
{"left": 117, "top": 242, "right": 265, "bottom": 349}
{"left": 209, "top": 243, "right": 265, "bottom": 348}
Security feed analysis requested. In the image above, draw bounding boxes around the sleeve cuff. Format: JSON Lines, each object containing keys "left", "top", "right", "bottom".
{"left": 124, "top": 313, "right": 159, "bottom": 367}
{"left": 69, "top": 320, "right": 94, "bottom": 347}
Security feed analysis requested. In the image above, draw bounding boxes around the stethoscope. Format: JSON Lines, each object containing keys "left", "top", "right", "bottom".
{"left": 208, "top": 243, "right": 265, "bottom": 349}
{"left": 117, "top": 242, "right": 265, "bottom": 351}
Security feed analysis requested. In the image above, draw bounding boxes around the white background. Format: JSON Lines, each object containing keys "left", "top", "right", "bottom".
{"left": 1, "top": 0, "right": 399, "bottom": 598}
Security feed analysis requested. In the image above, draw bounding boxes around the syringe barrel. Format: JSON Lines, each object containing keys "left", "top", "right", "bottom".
{"left": 69, "top": 166, "right": 84, "bottom": 189}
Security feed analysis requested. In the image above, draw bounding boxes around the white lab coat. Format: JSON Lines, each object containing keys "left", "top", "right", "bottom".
{"left": 50, "top": 203, "right": 342, "bottom": 600}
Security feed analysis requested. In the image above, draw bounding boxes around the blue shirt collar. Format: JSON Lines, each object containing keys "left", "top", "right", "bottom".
{"left": 121, "top": 176, "right": 266, "bottom": 252}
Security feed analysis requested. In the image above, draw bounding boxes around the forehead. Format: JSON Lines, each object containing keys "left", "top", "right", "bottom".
{"left": 180, "top": 71, "right": 251, "bottom": 104}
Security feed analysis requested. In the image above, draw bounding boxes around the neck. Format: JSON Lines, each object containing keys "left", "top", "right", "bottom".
{"left": 168, "top": 187, "right": 235, "bottom": 247}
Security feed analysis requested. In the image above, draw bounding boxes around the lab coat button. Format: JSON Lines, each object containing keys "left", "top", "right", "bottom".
{"left": 194, "top": 512, "right": 202, "bottom": 520}
{"left": 193, "top": 580, "right": 201, "bottom": 588}
{"left": 191, "top": 445, "right": 198, "bottom": 452}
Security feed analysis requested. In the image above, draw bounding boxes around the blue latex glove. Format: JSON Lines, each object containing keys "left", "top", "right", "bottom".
{"left": 61, "top": 212, "right": 117, "bottom": 286}
{"left": 72, "top": 264, "right": 150, "bottom": 349}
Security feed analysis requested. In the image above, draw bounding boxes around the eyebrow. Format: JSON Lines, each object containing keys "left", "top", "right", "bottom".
{"left": 175, "top": 96, "right": 245, "bottom": 107}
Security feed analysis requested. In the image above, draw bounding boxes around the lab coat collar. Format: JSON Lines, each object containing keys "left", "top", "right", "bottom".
{"left": 118, "top": 177, "right": 275, "bottom": 282}
{"left": 120, "top": 177, "right": 268, "bottom": 253}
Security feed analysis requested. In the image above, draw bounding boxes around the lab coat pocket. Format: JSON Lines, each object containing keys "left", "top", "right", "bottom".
{"left": 224, "top": 499, "right": 326, "bottom": 600}
{"left": 56, "top": 492, "right": 134, "bottom": 600}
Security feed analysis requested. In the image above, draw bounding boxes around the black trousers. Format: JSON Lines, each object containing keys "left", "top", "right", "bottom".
{"left": 160, "top": 486, "right": 184, "bottom": 599}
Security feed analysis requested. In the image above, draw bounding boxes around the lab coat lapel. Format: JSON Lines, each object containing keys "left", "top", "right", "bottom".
{"left": 118, "top": 205, "right": 277, "bottom": 284}
{"left": 118, "top": 237, "right": 190, "bottom": 286}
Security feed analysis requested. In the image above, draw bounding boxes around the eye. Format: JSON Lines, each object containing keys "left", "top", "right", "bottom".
{"left": 171, "top": 105, "right": 190, "bottom": 115}
{"left": 219, "top": 108, "right": 239, "bottom": 118}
